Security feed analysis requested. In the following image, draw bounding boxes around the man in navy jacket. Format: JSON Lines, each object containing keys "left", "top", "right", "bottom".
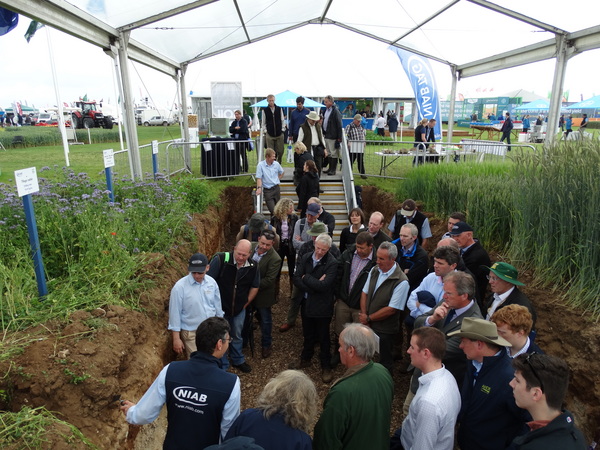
{"left": 121, "top": 317, "right": 241, "bottom": 450}
{"left": 450, "top": 318, "right": 530, "bottom": 450}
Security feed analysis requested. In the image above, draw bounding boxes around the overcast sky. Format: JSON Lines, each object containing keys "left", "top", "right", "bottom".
{"left": 1, "top": 8, "right": 598, "bottom": 112}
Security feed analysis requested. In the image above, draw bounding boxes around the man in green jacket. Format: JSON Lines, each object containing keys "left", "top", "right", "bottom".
{"left": 313, "top": 323, "right": 394, "bottom": 450}
{"left": 250, "top": 229, "right": 281, "bottom": 359}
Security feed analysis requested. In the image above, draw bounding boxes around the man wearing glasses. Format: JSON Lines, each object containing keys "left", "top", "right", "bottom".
{"left": 484, "top": 262, "right": 537, "bottom": 327}
{"left": 510, "top": 353, "right": 587, "bottom": 449}
{"left": 449, "top": 317, "right": 530, "bottom": 450}
{"left": 120, "top": 317, "right": 241, "bottom": 449}
{"left": 169, "top": 253, "right": 223, "bottom": 358}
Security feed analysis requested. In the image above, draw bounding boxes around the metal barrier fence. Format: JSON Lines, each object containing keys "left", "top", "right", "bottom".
{"left": 165, "top": 138, "right": 260, "bottom": 179}
{"left": 346, "top": 139, "right": 536, "bottom": 179}
{"left": 112, "top": 138, "right": 263, "bottom": 180}
{"left": 112, "top": 140, "right": 178, "bottom": 179}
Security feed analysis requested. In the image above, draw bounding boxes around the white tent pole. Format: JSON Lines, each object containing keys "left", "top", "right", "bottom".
{"left": 117, "top": 31, "right": 143, "bottom": 180}
{"left": 447, "top": 65, "right": 458, "bottom": 145}
{"left": 46, "top": 27, "right": 70, "bottom": 167}
{"left": 546, "top": 35, "right": 569, "bottom": 146}
{"left": 108, "top": 47, "right": 126, "bottom": 152}
{"left": 178, "top": 63, "right": 191, "bottom": 171}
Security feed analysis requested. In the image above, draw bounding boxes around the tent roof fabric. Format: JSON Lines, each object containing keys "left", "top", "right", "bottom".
{"left": 565, "top": 95, "right": 600, "bottom": 109}
{"left": 250, "top": 91, "right": 324, "bottom": 108}
{"left": 9, "top": 0, "right": 599, "bottom": 76}
{"left": 515, "top": 99, "right": 550, "bottom": 110}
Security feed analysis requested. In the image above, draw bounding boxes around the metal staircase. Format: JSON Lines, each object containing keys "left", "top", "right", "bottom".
{"left": 261, "top": 177, "right": 348, "bottom": 241}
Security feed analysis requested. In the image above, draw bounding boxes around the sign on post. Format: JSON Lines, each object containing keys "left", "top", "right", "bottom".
{"left": 14, "top": 167, "right": 48, "bottom": 298}
{"left": 15, "top": 167, "right": 40, "bottom": 197}
{"left": 103, "top": 149, "right": 115, "bottom": 203}
{"left": 151, "top": 140, "right": 159, "bottom": 180}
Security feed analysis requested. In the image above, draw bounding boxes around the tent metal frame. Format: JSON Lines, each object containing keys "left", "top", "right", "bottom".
{"left": 3, "top": 0, "right": 600, "bottom": 177}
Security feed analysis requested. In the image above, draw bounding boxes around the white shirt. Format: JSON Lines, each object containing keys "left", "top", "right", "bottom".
{"left": 406, "top": 272, "right": 445, "bottom": 318}
{"left": 401, "top": 366, "right": 461, "bottom": 450}
{"left": 297, "top": 123, "right": 321, "bottom": 146}
{"left": 485, "top": 286, "right": 515, "bottom": 319}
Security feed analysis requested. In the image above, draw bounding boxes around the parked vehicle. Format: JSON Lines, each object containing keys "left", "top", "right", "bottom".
{"left": 36, "top": 112, "right": 58, "bottom": 126}
{"left": 71, "top": 101, "right": 113, "bottom": 129}
{"left": 143, "top": 115, "right": 176, "bottom": 126}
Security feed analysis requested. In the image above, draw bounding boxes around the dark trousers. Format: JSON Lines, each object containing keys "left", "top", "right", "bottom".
{"left": 300, "top": 304, "right": 331, "bottom": 369}
{"left": 263, "top": 185, "right": 280, "bottom": 216}
{"left": 350, "top": 153, "right": 365, "bottom": 174}
{"left": 377, "top": 331, "right": 395, "bottom": 375}
{"left": 277, "top": 241, "right": 296, "bottom": 280}
{"left": 500, "top": 131, "right": 512, "bottom": 150}
{"left": 314, "top": 155, "right": 324, "bottom": 177}
{"left": 237, "top": 142, "right": 249, "bottom": 172}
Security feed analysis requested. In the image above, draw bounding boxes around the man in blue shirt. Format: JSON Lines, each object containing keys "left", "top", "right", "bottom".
{"left": 288, "top": 96, "right": 310, "bottom": 143}
{"left": 120, "top": 317, "right": 241, "bottom": 450}
{"left": 255, "top": 148, "right": 284, "bottom": 216}
{"left": 169, "top": 253, "right": 223, "bottom": 357}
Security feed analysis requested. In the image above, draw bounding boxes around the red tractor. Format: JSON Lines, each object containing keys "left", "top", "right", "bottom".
{"left": 71, "top": 101, "right": 114, "bottom": 129}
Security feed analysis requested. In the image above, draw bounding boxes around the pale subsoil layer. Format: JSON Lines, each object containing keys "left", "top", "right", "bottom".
{"left": 1, "top": 186, "right": 598, "bottom": 448}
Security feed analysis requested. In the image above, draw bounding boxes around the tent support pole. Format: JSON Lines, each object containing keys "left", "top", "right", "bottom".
{"left": 117, "top": 31, "right": 143, "bottom": 180}
{"left": 546, "top": 34, "right": 570, "bottom": 147}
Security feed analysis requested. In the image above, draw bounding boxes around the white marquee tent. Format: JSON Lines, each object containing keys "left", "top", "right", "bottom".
{"left": 2, "top": 0, "right": 599, "bottom": 178}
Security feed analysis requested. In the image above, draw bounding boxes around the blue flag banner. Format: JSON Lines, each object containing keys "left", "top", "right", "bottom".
{"left": 0, "top": 7, "right": 18, "bottom": 36}
{"left": 389, "top": 46, "right": 442, "bottom": 140}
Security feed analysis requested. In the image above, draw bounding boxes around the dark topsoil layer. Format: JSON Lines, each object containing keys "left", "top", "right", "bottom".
{"left": 1, "top": 186, "right": 599, "bottom": 449}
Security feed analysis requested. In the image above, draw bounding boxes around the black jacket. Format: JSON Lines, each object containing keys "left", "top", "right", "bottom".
{"left": 395, "top": 243, "right": 429, "bottom": 292}
{"left": 335, "top": 245, "right": 376, "bottom": 309}
{"left": 296, "top": 172, "right": 320, "bottom": 215}
{"left": 207, "top": 253, "right": 259, "bottom": 317}
{"left": 461, "top": 240, "right": 491, "bottom": 305}
{"left": 509, "top": 410, "right": 587, "bottom": 450}
{"left": 323, "top": 105, "right": 343, "bottom": 140}
{"left": 484, "top": 286, "right": 537, "bottom": 328}
{"left": 229, "top": 118, "right": 249, "bottom": 140}
{"left": 294, "top": 250, "right": 338, "bottom": 318}
{"left": 318, "top": 208, "right": 336, "bottom": 237}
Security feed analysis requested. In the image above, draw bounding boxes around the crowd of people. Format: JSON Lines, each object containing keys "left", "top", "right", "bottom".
{"left": 119, "top": 93, "right": 587, "bottom": 449}
{"left": 120, "top": 207, "right": 586, "bottom": 449}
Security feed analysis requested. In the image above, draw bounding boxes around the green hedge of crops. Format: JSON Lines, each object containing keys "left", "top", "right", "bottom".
{"left": 397, "top": 142, "right": 600, "bottom": 317}
{"left": 0, "top": 127, "right": 123, "bottom": 148}
{"left": 585, "top": 121, "right": 600, "bottom": 130}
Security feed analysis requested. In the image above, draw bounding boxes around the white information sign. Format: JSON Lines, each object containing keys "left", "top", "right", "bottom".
{"left": 211, "top": 82, "right": 242, "bottom": 119}
{"left": 103, "top": 149, "right": 115, "bottom": 168}
{"left": 14, "top": 167, "right": 40, "bottom": 197}
{"left": 152, "top": 140, "right": 159, "bottom": 154}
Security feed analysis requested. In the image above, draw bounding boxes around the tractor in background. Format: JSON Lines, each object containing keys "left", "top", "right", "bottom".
{"left": 71, "top": 101, "right": 114, "bottom": 129}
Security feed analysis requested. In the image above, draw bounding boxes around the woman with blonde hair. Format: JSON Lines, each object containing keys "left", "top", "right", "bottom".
{"left": 293, "top": 141, "right": 314, "bottom": 185}
{"left": 225, "top": 370, "right": 317, "bottom": 449}
{"left": 270, "top": 198, "right": 298, "bottom": 295}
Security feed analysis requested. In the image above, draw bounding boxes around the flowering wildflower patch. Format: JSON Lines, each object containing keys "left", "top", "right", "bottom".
{"left": 0, "top": 167, "right": 207, "bottom": 330}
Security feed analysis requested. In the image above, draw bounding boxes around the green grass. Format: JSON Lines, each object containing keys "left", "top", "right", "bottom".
{"left": 0, "top": 406, "right": 98, "bottom": 449}
{"left": 0, "top": 126, "right": 182, "bottom": 183}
